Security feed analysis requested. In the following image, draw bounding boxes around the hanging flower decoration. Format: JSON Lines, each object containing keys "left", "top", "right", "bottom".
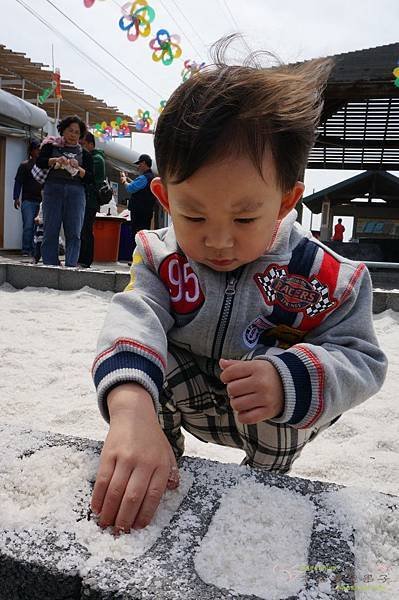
{"left": 149, "top": 29, "right": 182, "bottom": 66}
{"left": 92, "top": 118, "right": 131, "bottom": 141}
{"left": 110, "top": 117, "right": 131, "bottom": 137}
{"left": 92, "top": 121, "right": 113, "bottom": 142}
{"left": 181, "top": 59, "right": 206, "bottom": 82}
{"left": 84, "top": 0, "right": 106, "bottom": 7}
{"left": 393, "top": 61, "right": 399, "bottom": 88}
{"left": 119, "top": 0, "right": 155, "bottom": 42}
{"left": 158, "top": 100, "right": 167, "bottom": 114}
{"left": 134, "top": 109, "right": 153, "bottom": 132}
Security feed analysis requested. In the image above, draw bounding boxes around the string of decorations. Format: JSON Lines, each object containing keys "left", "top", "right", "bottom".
{"left": 85, "top": 0, "right": 182, "bottom": 66}
{"left": 119, "top": 1, "right": 155, "bottom": 42}
{"left": 83, "top": 0, "right": 207, "bottom": 137}
{"left": 92, "top": 118, "right": 131, "bottom": 142}
{"left": 133, "top": 109, "right": 153, "bottom": 132}
{"left": 181, "top": 59, "right": 206, "bottom": 81}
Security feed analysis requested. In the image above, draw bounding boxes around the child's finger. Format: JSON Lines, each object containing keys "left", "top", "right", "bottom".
{"left": 132, "top": 465, "right": 170, "bottom": 530}
{"left": 166, "top": 442, "right": 180, "bottom": 490}
{"left": 113, "top": 465, "right": 152, "bottom": 533}
{"left": 96, "top": 462, "right": 132, "bottom": 528}
{"left": 229, "top": 393, "right": 259, "bottom": 413}
{"left": 91, "top": 456, "right": 116, "bottom": 515}
{"left": 226, "top": 377, "right": 255, "bottom": 400}
{"left": 219, "top": 359, "right": 254, "bottom": 383}
{"left": 235, "top": 406, "right": 270, "bottom": 425}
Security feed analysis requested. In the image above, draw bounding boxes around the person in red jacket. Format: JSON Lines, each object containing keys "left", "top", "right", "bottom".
{"left": 332, "top": 218, "right": 345, "bottom": 241}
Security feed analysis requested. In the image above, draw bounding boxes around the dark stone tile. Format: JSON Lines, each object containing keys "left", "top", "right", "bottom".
{"left": 114, "top": 273, "right": 130, "bottom": 293}
{"left": 0, "top": 263, "right": 7, "bottom": 285}
{"left": 6, "top": 264, "right": 60, "bottom": 290}
{"left": 387, "top": 292, "right": 399, "bottom": 312}
{"left": 372, "top": 292, "right": 388, "bottom": 313}
{"left": 59, "top": 269, "right": 116, "bottom": 292}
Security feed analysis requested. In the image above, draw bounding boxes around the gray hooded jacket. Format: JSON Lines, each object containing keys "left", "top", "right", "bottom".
{"left": 93, "top": 211, "right": 387, "bottom": 429}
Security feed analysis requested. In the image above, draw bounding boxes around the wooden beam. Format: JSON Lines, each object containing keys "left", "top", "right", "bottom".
{"left": 315, "top": 137, "right": 399, "bottom": 149}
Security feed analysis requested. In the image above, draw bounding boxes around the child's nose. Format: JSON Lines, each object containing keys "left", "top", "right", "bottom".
{"left": 204, "top": 228, "right": 234, "bottom": 249}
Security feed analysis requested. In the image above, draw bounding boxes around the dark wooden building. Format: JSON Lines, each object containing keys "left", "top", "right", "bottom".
{"left": 303, "top": 41, "right": 399, "bottom": 257}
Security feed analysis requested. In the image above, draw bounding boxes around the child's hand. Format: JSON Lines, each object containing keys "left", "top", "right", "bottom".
{"left": 219, "top": 358, "right": 284, "bottom": 424}
{"left": 91, "top": 384, "right": 178, "bottom": 533}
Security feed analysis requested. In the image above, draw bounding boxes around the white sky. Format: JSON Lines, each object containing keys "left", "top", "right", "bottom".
{"left": 3, "top": 0, "right": 399, "bottom": 236}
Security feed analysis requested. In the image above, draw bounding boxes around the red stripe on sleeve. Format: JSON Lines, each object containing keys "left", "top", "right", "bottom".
{"left": 300, "top": 249, "right": 341, "bottom": 331}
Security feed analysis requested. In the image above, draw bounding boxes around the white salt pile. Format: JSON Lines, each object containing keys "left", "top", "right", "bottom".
{"left": 0, "top": 444, "right": 192, "bottom": 571}
{"left": 322, "top": 488, "right": 399, "bottom": 598}
{"left": 195, "top": 481, "right": 315, "bottom": 599}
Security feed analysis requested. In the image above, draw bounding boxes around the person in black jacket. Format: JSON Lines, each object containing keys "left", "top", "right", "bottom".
{"left": 36, "top": 115, "right": 93, "bottom": 267}
{"left": 78, "top": 132, "right": 106, "bottom": 268}
{"left": 13, "top": 139, "right": 42, "bottom": 256}
{"left": 120, "top": 154, "right": 156, "bottom": 254}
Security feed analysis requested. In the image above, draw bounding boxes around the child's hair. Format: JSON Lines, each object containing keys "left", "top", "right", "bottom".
{"left": 154, "top": 36, "right": 333, "bottom": 192}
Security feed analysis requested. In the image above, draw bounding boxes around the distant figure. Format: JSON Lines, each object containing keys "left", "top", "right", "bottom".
{"left": 120, "top": 153, "right": 156, "bottom": 253}
{"left": 13, "top": 140, "right": 42, "bottom": 256}
{"left": 332, "top": 218, "right": 345, "bottom": 242}
{"left": 33, "top": 202, "right": 44, "bottom": 264}
{"left": 36, "top": 115, "right": 93, "bottom": 267}
{"left": 78, "top": 132, "right": 106, "bottom": 268}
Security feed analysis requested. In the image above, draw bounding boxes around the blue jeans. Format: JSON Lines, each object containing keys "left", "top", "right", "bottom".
{"left": 42, "top": 181, "right": 86, "bottom": 267}
{"left": 21, "top": 200, "right": 40, "bottom": 254}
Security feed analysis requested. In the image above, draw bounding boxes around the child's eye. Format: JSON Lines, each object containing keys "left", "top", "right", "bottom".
{"left": 235, "top": 218, "right": 257, "bottom": 224}
{"left": 184, "top": 216, "right": 205, "bottom": 222}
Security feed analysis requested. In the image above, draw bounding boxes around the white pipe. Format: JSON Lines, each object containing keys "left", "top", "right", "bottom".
{"left": 96, "top": 138, "right": 158, "bottom": 174}
{"left": 365, "top": 261, "right": 399, "bottom": 269}
{"left": 0, "top": 89, "right": 47, "bottom": 128}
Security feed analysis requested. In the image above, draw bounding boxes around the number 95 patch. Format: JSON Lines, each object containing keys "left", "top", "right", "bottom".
{"left": 159, "top": 253, "right": 205, "bottom": 314}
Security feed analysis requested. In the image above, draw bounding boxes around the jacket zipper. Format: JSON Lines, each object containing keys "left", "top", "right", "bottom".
{"left": 212, "top": 273, "right": 238, "bottom": 359}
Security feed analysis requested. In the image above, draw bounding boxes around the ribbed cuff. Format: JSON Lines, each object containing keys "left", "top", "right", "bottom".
{"left": 93, "top": 344, "right": 164, "bottom": 422}
{"left": 255, "top": 347, "right": 323, "bottom": 428}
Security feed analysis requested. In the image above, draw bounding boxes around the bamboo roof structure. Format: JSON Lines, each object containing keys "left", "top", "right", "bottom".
{"left": 0, "top": 44, "right": 132, "bottom": 127}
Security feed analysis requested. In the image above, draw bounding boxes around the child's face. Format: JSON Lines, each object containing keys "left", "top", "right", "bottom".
{"left": 152, "top": 154, "right": 304, "bottom": 272}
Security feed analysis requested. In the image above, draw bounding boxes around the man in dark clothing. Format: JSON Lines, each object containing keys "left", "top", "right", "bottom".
{"left": 78, "top": 132, "right": 106, "bottom": 268}
{"left": 120, "top": 153, "right": 156, "bottom": 253}
{"left": 13, "top": 139, "right": 42, "bottom": 256}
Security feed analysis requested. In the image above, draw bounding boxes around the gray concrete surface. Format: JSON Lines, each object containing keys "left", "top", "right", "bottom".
{"left": 1, "top": 260, "right": 399, "bottom": 312}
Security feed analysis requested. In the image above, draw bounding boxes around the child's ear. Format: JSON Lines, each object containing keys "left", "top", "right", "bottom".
{"left": 278, "top": 181, "right": 305, "bottom": 220}
{"left": 151, "top": 177, "right": 170, "bottom": 213}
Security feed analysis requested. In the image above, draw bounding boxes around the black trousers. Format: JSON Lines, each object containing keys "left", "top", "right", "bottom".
{"left": 130, "top": 211, "right": 153, "bottom": 252}
{"left": 78, "top": 204, "right": 98, "bottom": 267}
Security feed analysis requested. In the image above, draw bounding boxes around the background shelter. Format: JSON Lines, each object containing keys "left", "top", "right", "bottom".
{"left": 303, "top": 170, "right": 399, "bottom": 261}
{"left": 301, "top": 41, "right": 399, "bottom": 250}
